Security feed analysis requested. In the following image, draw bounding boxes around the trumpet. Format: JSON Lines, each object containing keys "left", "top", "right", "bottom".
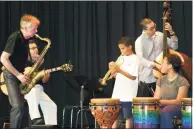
{"left": 99, "top": 53, "right": 124, "bottom": 86}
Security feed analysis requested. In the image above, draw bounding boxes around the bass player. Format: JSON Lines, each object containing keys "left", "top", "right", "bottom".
{"left": 135, "top": 17, "right": 178, "bottom": 97}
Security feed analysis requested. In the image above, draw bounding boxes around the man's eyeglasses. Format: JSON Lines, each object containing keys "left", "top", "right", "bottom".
{"left": 146, "top": 23, "right": 156, "bottom": 31}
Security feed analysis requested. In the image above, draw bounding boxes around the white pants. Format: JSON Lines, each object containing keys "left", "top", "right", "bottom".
{"left": 24, "top": 84, "right": 57, "bottom": 125}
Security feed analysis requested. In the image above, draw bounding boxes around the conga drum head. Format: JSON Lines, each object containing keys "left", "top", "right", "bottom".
{"left": 90, "top": 98, "right": 120, "bottom": 105}
{"left": 181, "top": 98, "right": 192, "bottom": 105}
{"left": 181, "top": 98, "right": 192, "bottom": 129}
{"left": 90, "top": 98, "right": 120, "bottom": 128}
{"left": 133, "top": 97, "right": 160, "bottom": 104}
{"left": 133, "top": 97, "right": 160, "bottom": 129}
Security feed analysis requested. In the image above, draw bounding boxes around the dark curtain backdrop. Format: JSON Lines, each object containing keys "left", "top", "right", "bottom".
{"left": 0, "top": 1, "right": 192, "bottom": 126}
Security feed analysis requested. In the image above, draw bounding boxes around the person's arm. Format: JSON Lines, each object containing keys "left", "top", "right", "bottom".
{"left": 118, "top": 69, "right": 136, "bottom": 80}
{"left": 160, "top": 86, "right": 189, "bottom": 105}
{"left": 111, "top": 58, "right": 137, "bottom": 80}
{"left": 135, "top": 39, "right": 154, "bottom": 68}
{"left": 154, "top": 85, "right": 161, "bottom": 99}
{"left": 165, "top": 22, "right": 178, "bottom": 50}
{"left": 42, "top": 70, "right": 50, "bottom": 83}
{"left": 1, "top": 51, "right": 29, "bottom": 84}
{"left": 154, "top": 78, "right": 161, "bottom": 99}
{"left": 1, "top": 51, "right": 21, "bottom": 77}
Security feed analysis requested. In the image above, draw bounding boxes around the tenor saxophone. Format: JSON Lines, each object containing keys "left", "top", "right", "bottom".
{"left": 19, "top": 34, "right": 51, "bottom": 95}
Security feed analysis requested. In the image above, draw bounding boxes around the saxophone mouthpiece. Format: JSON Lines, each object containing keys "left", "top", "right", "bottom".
{"left": 34, "top": 34, "right": 40, "bottom": 38}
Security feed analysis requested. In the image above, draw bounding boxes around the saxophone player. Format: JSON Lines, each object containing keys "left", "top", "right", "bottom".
{"left": 0, "top": 14, "right": 40, "bottom": 129}
{"left": 24, "top": 40, "right": 57, "bottom": 125}
{"left": 110, "top": 36, "right": 139, "bottom": 129}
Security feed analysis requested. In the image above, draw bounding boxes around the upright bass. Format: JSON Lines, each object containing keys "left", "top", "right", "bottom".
{"left": 153, "top": 1, "right": 192, "bottom": 85}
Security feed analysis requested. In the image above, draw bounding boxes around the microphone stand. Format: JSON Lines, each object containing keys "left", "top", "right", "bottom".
{"left": 80, "top": 85, "right": 84, "bottom": 129}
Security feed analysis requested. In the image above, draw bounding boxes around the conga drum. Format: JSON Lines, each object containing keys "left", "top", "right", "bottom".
{"left": 181, "top": 98, "right": 192, "bottom": 129}
{"left": 89, "top": 98, "right": 120, "bottom": 128}
{"left": 133, "top": 97, "right": 160, "bottom": 129}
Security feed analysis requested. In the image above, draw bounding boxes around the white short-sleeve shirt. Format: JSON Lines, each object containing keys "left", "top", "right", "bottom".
{"left": 112, "top": 54, "right": 139, "bottom": 102}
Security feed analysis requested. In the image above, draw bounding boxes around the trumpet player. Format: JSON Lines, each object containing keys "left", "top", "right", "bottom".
{"left": 111, "top": 36, "right": 139, "bottom": 129}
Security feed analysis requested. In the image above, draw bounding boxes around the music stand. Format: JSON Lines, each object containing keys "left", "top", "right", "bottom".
{"left": 77, "top": 76, "right": 102, "bottom": 128}
{"left": 65, "top": 75, "right": 100, "bottom": 128}
{"left": 75, "top": 75, "right": 87, "bottom": 129}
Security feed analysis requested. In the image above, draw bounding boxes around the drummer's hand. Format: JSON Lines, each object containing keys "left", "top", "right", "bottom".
{"left": 159, "top": 100, "right": 165, "bottom": 105}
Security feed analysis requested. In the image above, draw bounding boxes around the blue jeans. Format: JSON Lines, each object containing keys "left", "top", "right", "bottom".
{"left": 119, "top": 101, "right": 132, "bottom": 119}
{"left": 3, "top": 69, "right": 25, "bottom": 129}
{"left": 160, "top": 104, "right": 181, "bottom": 128}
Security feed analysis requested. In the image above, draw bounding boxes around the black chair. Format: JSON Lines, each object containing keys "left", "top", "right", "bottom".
{"left": 0, "top": 117, "right": 9, "bottom": 129}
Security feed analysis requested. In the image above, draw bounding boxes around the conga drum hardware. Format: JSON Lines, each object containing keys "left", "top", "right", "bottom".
{"left": 133, "top": 97, "right": 160, "bottom": 129}
{"left": 133, "top": 102, "right": 159, "bottom": 110}
{"left": 181, "top": 98, "right": 192, "bottom": 129}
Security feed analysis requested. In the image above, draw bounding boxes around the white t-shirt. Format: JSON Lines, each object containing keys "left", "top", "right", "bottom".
{"left": 112, "top": 54, "right": 139, "bottom": 102}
